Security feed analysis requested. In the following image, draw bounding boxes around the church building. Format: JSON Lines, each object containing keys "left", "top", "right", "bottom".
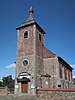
{"left": 15, "top": 7, "right": 73, "bottom": 94}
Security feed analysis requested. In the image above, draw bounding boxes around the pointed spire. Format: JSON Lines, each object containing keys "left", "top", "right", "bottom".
{"left": 29, "top": 6, "right": 33, "bottom": 16}
{"left": 26, "top": 6, "right": 34, "bottom": 22}
{"left": 16, "top": 6, "right": 46, "bottom": 34}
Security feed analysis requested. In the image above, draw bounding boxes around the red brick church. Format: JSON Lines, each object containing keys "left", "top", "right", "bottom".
{"left": 15, "top": 7, "right": 73, "bottom": 94}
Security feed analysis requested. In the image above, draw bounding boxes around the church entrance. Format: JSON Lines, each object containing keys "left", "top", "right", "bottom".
{"left": 21, "top": 81, "right": 28, "bottom": 93}
{"left": 17, "top": 72, "right": 31, "bottom": 93}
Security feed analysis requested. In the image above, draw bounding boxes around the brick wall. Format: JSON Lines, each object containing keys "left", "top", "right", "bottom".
{"left": 17, "top": 25, "right": 35, "bottom": 57}
{"left": 37, "top": 88, "right": 75, "bottom": 100}
{"left": 43, "top": 46, "right": 56, "bottom": 59}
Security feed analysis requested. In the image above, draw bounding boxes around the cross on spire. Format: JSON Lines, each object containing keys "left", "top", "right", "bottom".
{"left": 29, "top": 6, "right": 33, "bottom": 17}
{"left": 26, "top": 6, "right": 34, "bottom": 22}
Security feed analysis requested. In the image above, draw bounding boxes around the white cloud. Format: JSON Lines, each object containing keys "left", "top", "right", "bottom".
{"left": 70, "top": 64, "right": 75, "bottom": 68}
{"left": 73, "top": 76, "right": 75, "bottom": 78}
{"left": 0, "top": 77, "right": 3, "bottom": 82}
{"left": 6, "top": 63, "right": 16, "bottom": 68}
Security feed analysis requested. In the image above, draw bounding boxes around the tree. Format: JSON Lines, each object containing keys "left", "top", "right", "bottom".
{"left": 2, "top": 75, "right": 13, "bottom": 87}
{"left": 0, "top": 81, "right": 3, "bottom": 87}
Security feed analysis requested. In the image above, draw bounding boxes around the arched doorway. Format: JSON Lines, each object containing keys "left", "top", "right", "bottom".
{"left": 17, "top": 72, "right": 30, "bottom": 93}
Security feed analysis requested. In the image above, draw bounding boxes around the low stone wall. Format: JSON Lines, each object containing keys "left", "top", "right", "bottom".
{"left": 37, "top": 88, "right": 75, "bottom": 100}
{"left": 0, "top": 87, "right": 7, "bottom": 95}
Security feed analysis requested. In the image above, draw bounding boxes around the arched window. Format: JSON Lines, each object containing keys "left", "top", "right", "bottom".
{"left": 24, "top": 31, "right": 28, "bottom": 38}
{"left": 39, "top": 34, "right": 41, "bottom": 41}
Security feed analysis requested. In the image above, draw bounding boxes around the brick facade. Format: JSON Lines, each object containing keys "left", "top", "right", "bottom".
{"left": 15, "top": 7, "right": 73, "bottom": 95}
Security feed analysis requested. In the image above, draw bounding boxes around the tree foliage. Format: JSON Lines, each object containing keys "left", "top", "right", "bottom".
{"left": 0, "top": 75, "right": 13, "bottom": 87}
{"left": 0, "top": 81, "right": 3, "bottom": 87}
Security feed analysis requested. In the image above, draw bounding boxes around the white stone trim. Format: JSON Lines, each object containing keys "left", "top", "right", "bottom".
{"left": 22, "top": 59, "right": 29, "bottom": 66}
{"left": 18, "top": 72, "right": 30, "bottom": 79}
{"left": 62, "top": 65, "right": 65, "bottom": 79}
{"left": 33, "top": 24, "right": 36, "bottom": 54}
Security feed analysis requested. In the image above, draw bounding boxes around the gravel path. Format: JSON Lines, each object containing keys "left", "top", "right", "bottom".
{"left": 0, "top": 94, "right": 37, "bottom": 100}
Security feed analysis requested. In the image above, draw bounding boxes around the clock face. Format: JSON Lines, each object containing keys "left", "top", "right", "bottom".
{"left": 23, "top": 60, "right": 28, "bottom": 66}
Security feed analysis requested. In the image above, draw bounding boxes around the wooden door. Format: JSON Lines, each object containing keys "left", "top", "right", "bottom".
{"left": 21, "top": 82, "right": 28, "bottom": 93}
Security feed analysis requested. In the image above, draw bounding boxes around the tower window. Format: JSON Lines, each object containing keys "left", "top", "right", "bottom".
{"left": 24, "top": 31, "right": 28, "bottom": 38}
{"left": 39, "top": 34, "right": 41, "bottom": 41}
{"left": 58, "top": 84, "right": 61, "bottom": 87}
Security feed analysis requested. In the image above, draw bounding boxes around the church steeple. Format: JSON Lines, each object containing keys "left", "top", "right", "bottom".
{"left": 16, "top": 6, "right": 45, "bottom": 34}
{"left": 15, "top": 6, "right": 46, "bottom": 94}
{"left": 26, "top": 6, "right": 34, "bottom": 22}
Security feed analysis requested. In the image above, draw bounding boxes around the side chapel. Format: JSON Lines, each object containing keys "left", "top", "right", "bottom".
{"left": 15, "top": 7, "right": 73, "bottom": 94}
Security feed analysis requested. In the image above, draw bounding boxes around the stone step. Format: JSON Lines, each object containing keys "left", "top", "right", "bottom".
{"left": 0, "top": 94, "right": 37, "bottom": 100}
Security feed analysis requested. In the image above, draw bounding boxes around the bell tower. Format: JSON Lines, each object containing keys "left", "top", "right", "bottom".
{"left": 15, "top": 7, "right": 45, "bottom": 94}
